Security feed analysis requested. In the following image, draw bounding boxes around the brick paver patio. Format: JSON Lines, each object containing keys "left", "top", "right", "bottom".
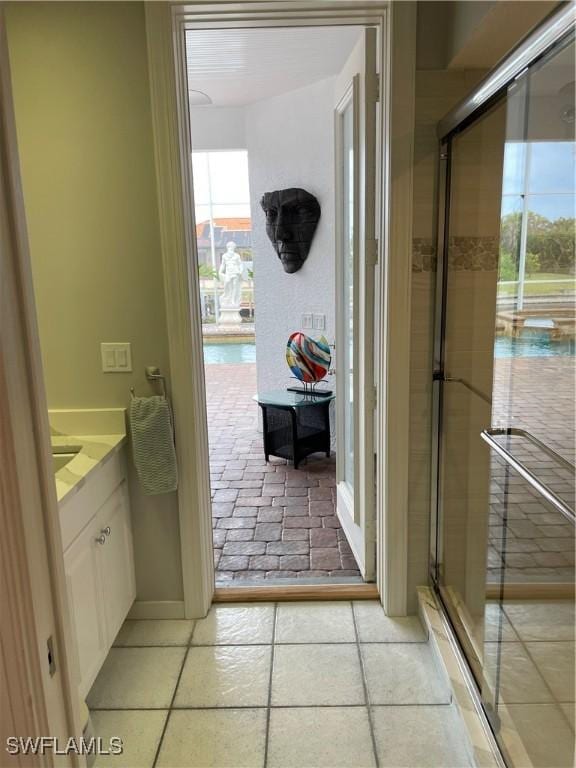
{"left": 205, "top": 350, "right": 574, "bottom": 585}
{"left": 205, "top": 362, "right": 362, "bottom": 583}
{"left": 488, "top": 355, "right": 575, "bottom": 584}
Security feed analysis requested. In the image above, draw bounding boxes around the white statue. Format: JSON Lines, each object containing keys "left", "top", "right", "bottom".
{"left": 219, "top": 241, "right": 243, "bottom": 308}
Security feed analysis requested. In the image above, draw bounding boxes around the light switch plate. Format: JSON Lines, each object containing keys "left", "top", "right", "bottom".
{"left": 302, "top": 313, "right": 313, "bottom": 330}
{"left": 313, "top": 313, "right": 326, "bottom": 331}
{"left": 101, "top": 342, "right": 132, "bottom": 373}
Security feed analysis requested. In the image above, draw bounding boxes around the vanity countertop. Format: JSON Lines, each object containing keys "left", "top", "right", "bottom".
{"left": 53, "top": 433, "right": 127, "bottom": 505}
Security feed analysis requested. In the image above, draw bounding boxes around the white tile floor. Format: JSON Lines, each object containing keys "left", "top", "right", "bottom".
{"left": 485, "top": 600, "right": 576, "bottom": 767}
{"left": 88, "top": 601, "right": 473, "bottom": 768}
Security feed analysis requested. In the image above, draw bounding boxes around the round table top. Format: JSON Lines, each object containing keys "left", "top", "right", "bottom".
{"left": 253, "top": 389, "right": 335, "bottom": 408}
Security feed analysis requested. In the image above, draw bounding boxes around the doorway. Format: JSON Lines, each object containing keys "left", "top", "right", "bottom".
{"left": 432, "top": 24, "right": 575, "bottom": 768}
{"left": 184, "top": 23, "right": 379, "bottom": 587}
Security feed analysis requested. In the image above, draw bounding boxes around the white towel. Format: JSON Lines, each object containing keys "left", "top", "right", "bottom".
{"left": 129, "top": 396, "right": 178, "bottom": 495}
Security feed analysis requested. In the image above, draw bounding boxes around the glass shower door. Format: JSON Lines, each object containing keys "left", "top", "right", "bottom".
{"left": 434, "top": 31, "right": 575, "bottom": 768}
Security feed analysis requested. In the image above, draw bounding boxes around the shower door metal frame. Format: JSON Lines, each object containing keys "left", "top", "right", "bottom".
{"left": 429, "top": 12, "right": 576, "bottom": 764}
{"left": 429, "top": 1, "right": 576, "bottom": 590}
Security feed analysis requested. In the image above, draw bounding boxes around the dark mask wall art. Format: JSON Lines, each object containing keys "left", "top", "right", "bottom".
{"left": 260, "top": 188, "right": 321, "bottom": 274}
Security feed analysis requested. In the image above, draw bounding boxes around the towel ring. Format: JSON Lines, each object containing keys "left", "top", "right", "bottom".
{"left": 130, "top": 368, "right": 168, "bottom": 400}
{"left": 145, "top": 366, "right": 167, "bottom": 398}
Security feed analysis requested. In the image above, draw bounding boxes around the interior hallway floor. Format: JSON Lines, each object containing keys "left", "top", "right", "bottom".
{"left": 87, "top": 601, "right": 473, "bottom": 768}
{"left": 205, "top": 362, "right": 361, "bottom": 583}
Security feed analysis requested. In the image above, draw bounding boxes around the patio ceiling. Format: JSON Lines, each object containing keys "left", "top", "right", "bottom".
{"left": 185, "top": 26, "right": 363, "bottom": 107}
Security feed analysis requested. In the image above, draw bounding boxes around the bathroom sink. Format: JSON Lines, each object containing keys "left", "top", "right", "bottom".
{"left": 52, "top": 445, "right": 82, "bottom": 473}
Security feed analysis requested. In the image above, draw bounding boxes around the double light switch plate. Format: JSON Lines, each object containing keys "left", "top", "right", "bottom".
{"left": 101, "top": 343, "right": 132, "bottom": 373}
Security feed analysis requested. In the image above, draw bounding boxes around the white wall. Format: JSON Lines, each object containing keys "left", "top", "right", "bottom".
{"left": 189, "top": 106, "right": 247, "bottom": 150}
{"left": 246, "top": 77, "right": 336, "bottom": 396}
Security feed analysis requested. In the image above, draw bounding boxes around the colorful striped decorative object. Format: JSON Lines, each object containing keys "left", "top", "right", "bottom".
{"left": 286, "top": 332, "right": 331, "bottom": 383}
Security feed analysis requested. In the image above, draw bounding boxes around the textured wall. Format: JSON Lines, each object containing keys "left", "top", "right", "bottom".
{"left": 189, "top": 105, "right": 247, "bottom": 151}
{"left": 245, "top": 77, "right": 336, "bottom": 398}
{"left": 6, "top": 2, "right": 184, "bottom": 604}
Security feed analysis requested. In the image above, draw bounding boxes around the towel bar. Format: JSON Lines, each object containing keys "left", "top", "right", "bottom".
{"left": 129, "top": 367, "right": 168, "bottom": 400}
{"left": 145, "top": 366, "right": 167, "bottom": 398}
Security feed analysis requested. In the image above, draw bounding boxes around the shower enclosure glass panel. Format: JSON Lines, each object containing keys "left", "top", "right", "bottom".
{"left": 435, "top": 32, "right": 575, "bottom": 768}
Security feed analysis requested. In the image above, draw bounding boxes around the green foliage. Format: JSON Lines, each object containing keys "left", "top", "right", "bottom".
{"left": 525, "top": 251, "right": 540, "bottom": 277}
{"left": 499, "top": 248, "right": 541, "bottom": 281}
{"left": 499, "top": 251, "right": 517, "bottom": 281}
{"left": 499, "top": 211, "right": 575, "bottom": 276}
{"left": 198, "top": 263, "right": 217, "bottom": 280}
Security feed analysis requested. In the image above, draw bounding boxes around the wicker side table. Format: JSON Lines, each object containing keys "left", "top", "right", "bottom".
{"left": 253, "top": 390, "right": 335, "bottom": 469}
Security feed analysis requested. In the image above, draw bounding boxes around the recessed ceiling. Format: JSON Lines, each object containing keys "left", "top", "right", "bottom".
{"left": 185, "top": 26, "right": 363, "bottom": 107}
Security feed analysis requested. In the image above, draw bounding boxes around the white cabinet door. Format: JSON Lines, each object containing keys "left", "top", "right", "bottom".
{"left": 64, "top": 517, "right": 108, "bottom": 697}
{"left": 99, "top": 482, "right": 136, "bottom": 645}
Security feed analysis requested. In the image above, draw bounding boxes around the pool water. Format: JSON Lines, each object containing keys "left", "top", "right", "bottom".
{"left": 203, "top": 338, "right": 574, "bottom": 363}
{"left": 203, "top": 342, "right": 256, "bottom": 365}
{"left": 495, "top": 334, "right": 575, "bottom": 358}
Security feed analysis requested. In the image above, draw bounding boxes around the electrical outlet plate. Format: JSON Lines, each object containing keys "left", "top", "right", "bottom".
{"left": 101, "top": 342, "right": 132, "bottom": 373}
{"left": 313, "top": 313, "right": 326, "bottom": 331}
{"left": 302, "top": 313, "right": 313, "bottom": 330}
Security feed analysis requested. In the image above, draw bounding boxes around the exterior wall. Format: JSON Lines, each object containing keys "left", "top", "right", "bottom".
{"left": 189, "top": 106, "right": 247, "bottom": 150}
{"left": 245, "top": 77, "right": 336, "bottom": 398}
{"left": 6, "top": 1, "right": 184, "bottom": 605}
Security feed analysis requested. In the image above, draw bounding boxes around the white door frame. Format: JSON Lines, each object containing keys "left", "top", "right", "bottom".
{"left": 145, "top": 0, "right": 416, "bottom": 616}
{"left": 378, "top": 1, "right": 416, "bottom": 615}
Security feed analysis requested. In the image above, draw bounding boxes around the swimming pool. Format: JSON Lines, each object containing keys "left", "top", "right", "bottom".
{"left": 203, "top": 342, "right": 256, "bottom": 365}
{"left": 203, "top": 338, "right": 574, "bottom": 363}
{"left": 494, "top": 334, "right": 575, "bottom": 358}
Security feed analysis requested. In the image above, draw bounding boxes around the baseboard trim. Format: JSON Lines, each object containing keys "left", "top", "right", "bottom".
{"left": 128, "top": 600, "right": 185, "bottom": 619}
{"left": 213, "top": 583, "right": 379, "bottom": 602}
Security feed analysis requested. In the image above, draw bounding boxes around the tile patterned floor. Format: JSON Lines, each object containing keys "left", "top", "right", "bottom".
{"left": 88, "top": 601, "right": 473, "bottom": 768}
{"left": 205, "top": 363, "right": 361, "bottom": 583}
{"left": 206, "top": 352, "right": 575, "bottom": 586}
{"left": 487, "top": 356, "right": 575, "bottom": 584}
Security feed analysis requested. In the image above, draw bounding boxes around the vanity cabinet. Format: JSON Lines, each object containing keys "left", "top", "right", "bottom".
{"left": 62, "top": 453, "right": 135, "bottom": 698}
{"left": 99, "top": 484, "right": 135, "bottom": 644}
{"left": 64, "top": 513, "right": 108, "bottom": 696}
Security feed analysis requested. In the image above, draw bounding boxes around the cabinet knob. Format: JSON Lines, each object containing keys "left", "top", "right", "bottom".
{"left": 95, "top": 534, "right": 106, "bottom": 545}
{"left": 101, "top": 526, "right": 111, "bottom": 537}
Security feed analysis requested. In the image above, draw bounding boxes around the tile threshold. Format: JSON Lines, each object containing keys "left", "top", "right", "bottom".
{"left": 213, "top": 583, "right": 379, "bottom": 603}
{"left": 216, "top": 576, "right": 365, "bottom": 586}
